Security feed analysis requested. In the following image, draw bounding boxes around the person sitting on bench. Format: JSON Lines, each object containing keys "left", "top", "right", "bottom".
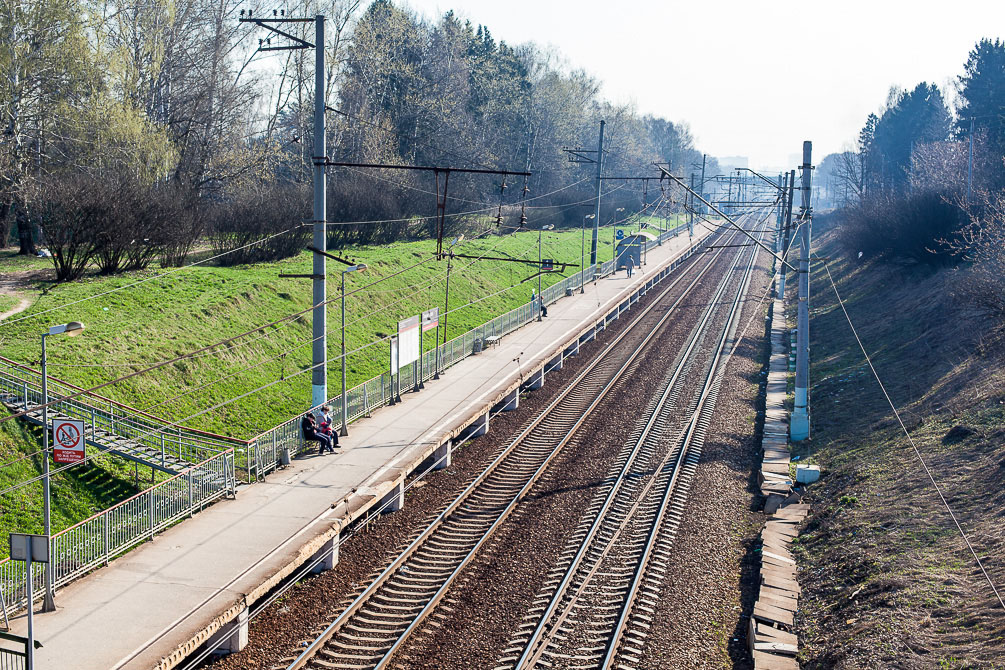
{"left": 317, "top": 405, "right": 340, "bottom": 449}
{"left": 302, "top": 411, "right": 334, "bottom": 455}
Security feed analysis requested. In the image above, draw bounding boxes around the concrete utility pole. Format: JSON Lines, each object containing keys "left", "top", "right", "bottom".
{"left": 699, "top": 154, "right": 706, "bottom": 215}
{"left": 778, "top": 169, "right": 796, "bottom": 301}
{"left": 791, "top": 141, "right": 813, "bottom": 441}
{"left": 311, "top": 15, "right": 327, "bottom": 411}
{"left": 726, "top": 173, "right": 733, "bottom": 216}
{"left": 590, "top": 120, "right": 605, "bottom": 266}
{"left": 688, "top": 173, "right": 696, "bottom": 235}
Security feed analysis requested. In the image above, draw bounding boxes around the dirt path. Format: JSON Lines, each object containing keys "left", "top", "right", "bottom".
{"left": 0, "top": 271, "right": 43, "bottom": 321}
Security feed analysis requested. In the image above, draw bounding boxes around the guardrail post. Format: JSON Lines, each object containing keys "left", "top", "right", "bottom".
{"left": 148, "top": 490, "right": 155, "bottom": 539}
{"left": 22, "top": 381, "right": 28, "bottom": 410}
{"left": 160, "top": 431, "right": 165, "bottom": 467}
{"left": 188, "top": 470, "right": 194, "bottom": 518}
{"left": 253, "top": 440, "right": 261, "bottom": 482}
{"left": 110, "top": 403, "right": 115, "bottom": 433}
{"left": 104, "top": 513, "right": 110, "bottom": 566}
{"left": 363, "top": 383, "right": 369, "bottom": 417}
{"left": 90, "top": 408, "right": 96, "bottom": 440}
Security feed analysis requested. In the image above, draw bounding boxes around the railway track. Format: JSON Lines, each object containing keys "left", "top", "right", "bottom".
{"left": 281, "top": 223, "right": 751, "bottom": 670}
{"left": 500, "top": 212, "right": 766, "bottom": 670}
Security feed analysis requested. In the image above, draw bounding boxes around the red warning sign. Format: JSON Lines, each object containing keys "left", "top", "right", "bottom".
{"left": 52, "top": 418, "right": 85, "bottom": 464}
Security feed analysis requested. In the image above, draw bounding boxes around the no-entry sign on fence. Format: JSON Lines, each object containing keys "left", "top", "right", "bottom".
{"left": 52, "top": 418, "right": 85, "bottom": 464}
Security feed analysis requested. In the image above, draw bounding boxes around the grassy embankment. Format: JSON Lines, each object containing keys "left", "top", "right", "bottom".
{"left": 787, "top": 217, "right": 1005, "bottom": 668}
{"left": 1, "top": 217, "right": 690, "bottom": 438}
{"left": 0, "top": 413, "right": 154, "bottom": 559}
{"left": 0, "top": 229, "right": 591, "bottom": 436}
{"left": 0, "top": 217, "right": 692, "bottom": 557}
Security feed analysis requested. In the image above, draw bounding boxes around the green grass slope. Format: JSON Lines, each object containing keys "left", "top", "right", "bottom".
{"left": 1, "top": 222, "right": 687, "bottom": 438}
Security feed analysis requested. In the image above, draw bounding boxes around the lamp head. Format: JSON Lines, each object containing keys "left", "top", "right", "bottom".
{"left": 48, "top": 322, "right": 85, "bottom": 337}
{"left": 542, "top": 224, "right": 554, "bottom": 231}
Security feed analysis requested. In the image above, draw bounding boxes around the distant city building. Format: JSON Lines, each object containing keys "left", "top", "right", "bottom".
{"left": 716, "top": 156, "right": 749, "bottom": 172}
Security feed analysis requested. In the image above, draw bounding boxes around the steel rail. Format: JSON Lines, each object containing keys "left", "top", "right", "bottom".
{"left": 376, "top": 226, "right": 749, "bottom": 670}
{"left": 286, "top": 228, "right": 731, "bottom": 670}
{"left": 513, "top": 217, "right": 756, "bottom": 669}
{"left": 600, "top": 217, "right": 766, "bottom": 669}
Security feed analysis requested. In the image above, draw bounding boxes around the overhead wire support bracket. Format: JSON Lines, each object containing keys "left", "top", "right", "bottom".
{"left": 561, "top": 147, "right": 605, "bottom": 164}
{"left": 449, "top": 253, "right": 578, "bottom": 271}
{"left": 307, "top": 246, "right": 357, "bottom": 267}
{"left": 653, "top": 163, "right": 797, "bottom": 273}
{"left": 238, "top": 14, "right": 315, "bottom": 51}
{"left": 322, "top": 160, "right": 530, "bottom": 260}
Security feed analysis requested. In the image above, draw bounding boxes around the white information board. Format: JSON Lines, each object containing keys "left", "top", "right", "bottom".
{"left": 398, "top": 315, "right": 420, "bottom": 366}
{"left": 390, "top": 336, "right": 399, "bottom": 374}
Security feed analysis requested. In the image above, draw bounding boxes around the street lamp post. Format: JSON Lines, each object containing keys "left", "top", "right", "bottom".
{"left": 40, "top": 321, "right": 85, "bottom": 611}
{"left": 538, "top": 224, "right": 554, "bottom": 321}
{"left": 581, "top": 215, "right": 594, "bottom": 293}
{"left": 340, "top": 264, "right": 366, "bottom": 436}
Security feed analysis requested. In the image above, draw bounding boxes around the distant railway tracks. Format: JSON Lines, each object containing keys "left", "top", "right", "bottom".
{"left": 282, "top": 216, "right": 765, "bottom": 670}
{"left": 503, "top": 219, "right": 761, "bottom": 670}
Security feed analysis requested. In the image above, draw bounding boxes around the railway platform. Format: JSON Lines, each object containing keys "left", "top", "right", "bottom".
{"left": 6, "top": 225, "right": 714, "bottom": 670}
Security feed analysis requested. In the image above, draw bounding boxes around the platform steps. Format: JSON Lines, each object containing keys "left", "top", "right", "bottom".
{"left": 1, "top": 396, "right": 224, "bottom": 485}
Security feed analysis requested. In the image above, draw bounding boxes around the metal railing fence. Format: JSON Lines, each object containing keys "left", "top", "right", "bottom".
{"left": 0, "top": 357, "right": 246, "bottom": 473}
{"left": 0, "top": 450, "right": 233, "bottom": 621}
{"left": 0, "top": 632, "right": 30, "bottom": 670}
{"left": 244, "top": 222, "right": 701, "bottom": 480}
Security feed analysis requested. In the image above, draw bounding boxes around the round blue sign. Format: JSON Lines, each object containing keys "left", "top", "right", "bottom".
{"left": 616, "top": 229, "right": 624, "bottom": 240}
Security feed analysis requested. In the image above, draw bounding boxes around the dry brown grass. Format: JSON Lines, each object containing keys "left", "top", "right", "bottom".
{"left": 792, "top": 218, "right": 1005, "bottom": 669}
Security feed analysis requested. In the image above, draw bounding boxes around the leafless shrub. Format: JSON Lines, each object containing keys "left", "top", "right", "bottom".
{"left": 154, "top": 186, "right": 204, "bottom": 268}
{"left": 34, "top": 176, "right": 104, "bottom": 281}
{"left": 947, "top": 191, "right": 1005, "bottom": 336}
{"left": 838, "top": 189, "right": 965, "bottom": 266}
{"left": 209, "top": 183, "right": 311, "bottom": 266}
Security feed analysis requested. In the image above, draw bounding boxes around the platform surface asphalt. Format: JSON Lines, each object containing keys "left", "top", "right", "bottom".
{"left": 7, "top": 227, "right": 713, "bottom": 670}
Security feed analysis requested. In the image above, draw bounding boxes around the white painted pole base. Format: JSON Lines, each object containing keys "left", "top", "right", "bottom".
{"left": 791, "top": 387, "right": 809, "bottom": 441}
{"left": 312, "top": 384, "right": 327, "bottom": 411}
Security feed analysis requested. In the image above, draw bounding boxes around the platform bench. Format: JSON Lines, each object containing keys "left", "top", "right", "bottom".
{"left": 484, "top": 335, "right": 501, "bottom": 348}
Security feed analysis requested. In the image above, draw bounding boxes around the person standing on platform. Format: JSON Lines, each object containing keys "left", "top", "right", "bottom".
{"left": 626, "top": 256, "right": 635, "bottom": 278}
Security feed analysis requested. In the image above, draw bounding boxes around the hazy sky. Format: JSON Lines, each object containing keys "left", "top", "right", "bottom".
{"left": 402, "top": 0, "right": 1004, "bottom": 171}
